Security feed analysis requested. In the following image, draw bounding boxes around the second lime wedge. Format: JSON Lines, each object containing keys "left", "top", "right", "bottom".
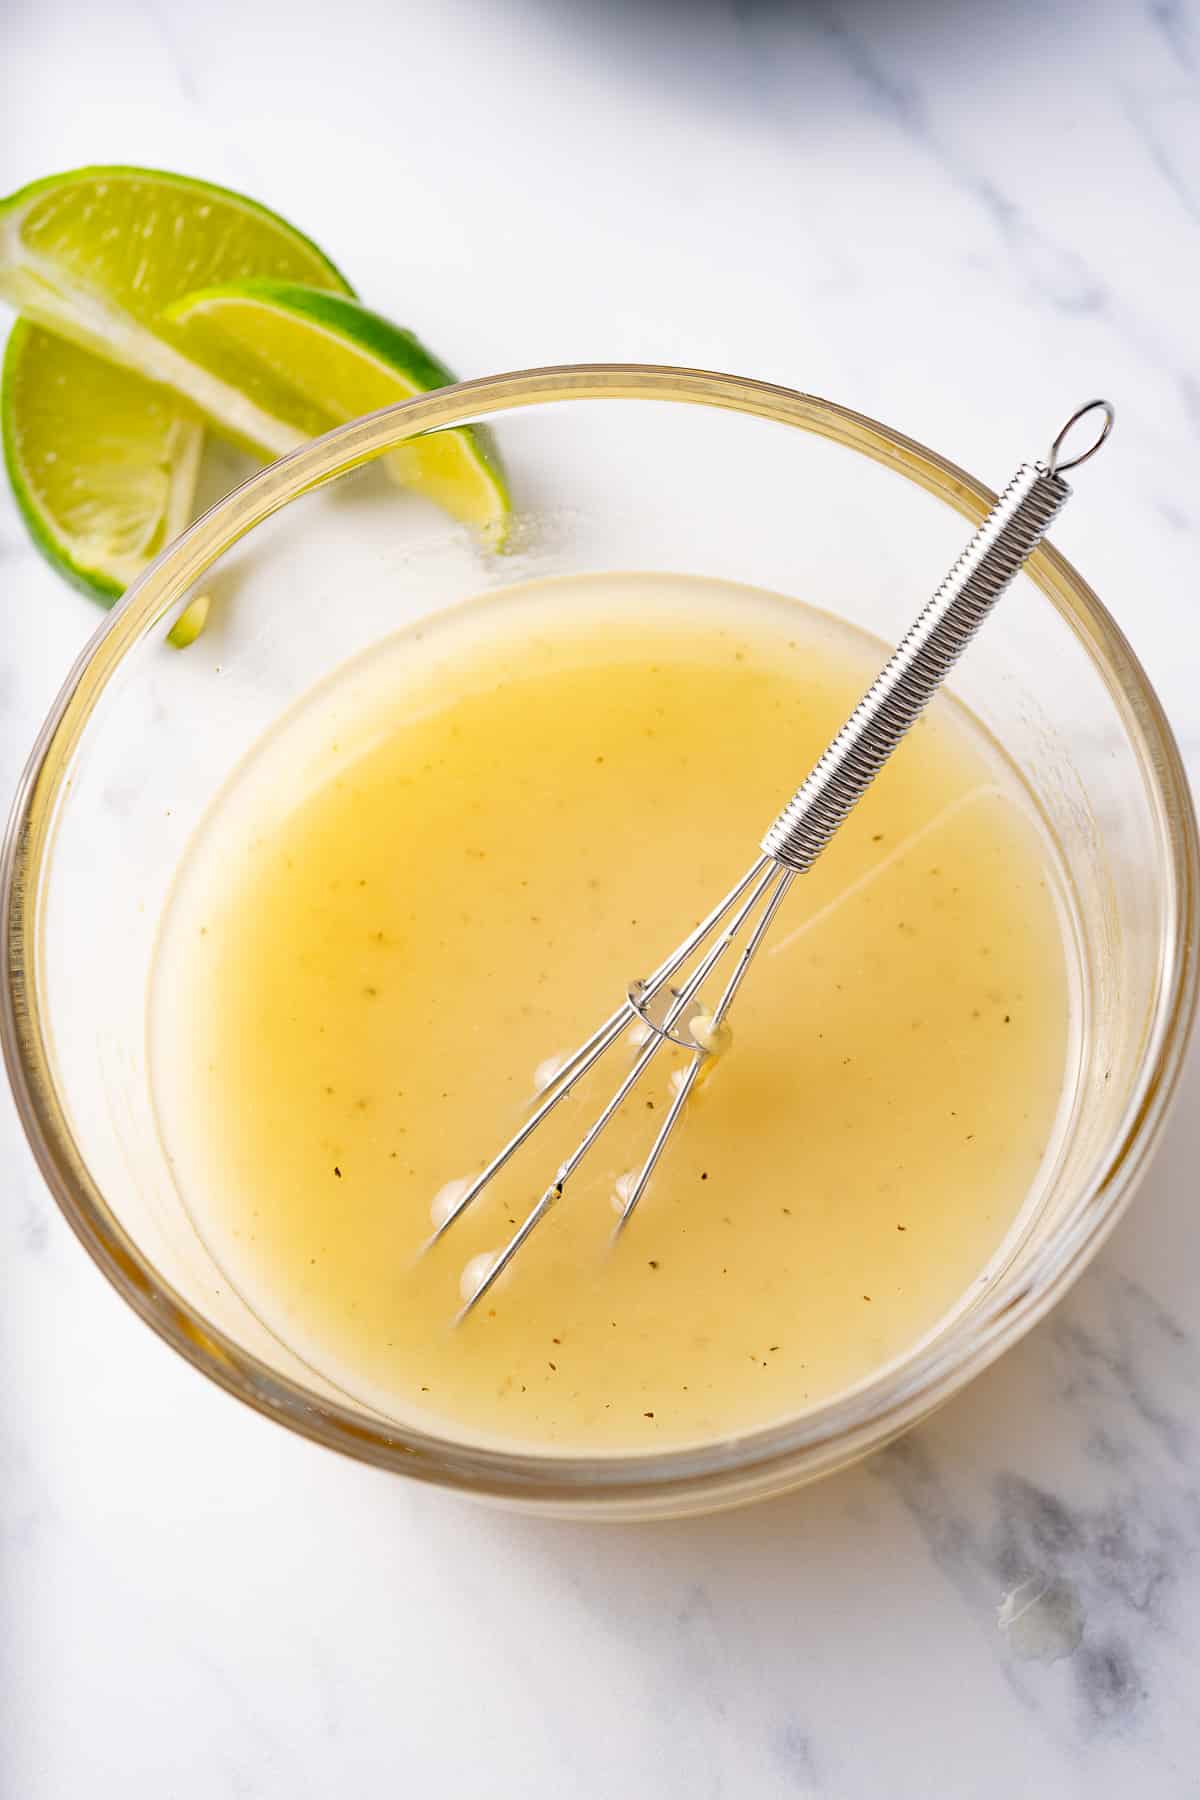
{"left": 168, "top": 281, "right": 509, "bottom": 546}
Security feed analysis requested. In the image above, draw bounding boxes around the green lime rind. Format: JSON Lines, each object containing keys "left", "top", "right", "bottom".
{"left": 167, "top": 280, "right": 510, "bottom": 545}
{"left": 2, "top": 318, "right": 203, "bottom": 604}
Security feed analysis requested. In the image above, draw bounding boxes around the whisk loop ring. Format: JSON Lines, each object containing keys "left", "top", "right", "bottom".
{"left": 1047, "top": 399, "right": 1114, "bottom": 475}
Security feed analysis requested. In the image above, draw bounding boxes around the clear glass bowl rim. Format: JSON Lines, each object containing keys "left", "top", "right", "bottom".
{"left": 3, "top": 364, "right": 1196, "bottom": 1514}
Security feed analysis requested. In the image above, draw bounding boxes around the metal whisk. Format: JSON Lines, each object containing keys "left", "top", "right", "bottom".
{"left": 432, "top": 400, "right": 1114, "bottom": 1320}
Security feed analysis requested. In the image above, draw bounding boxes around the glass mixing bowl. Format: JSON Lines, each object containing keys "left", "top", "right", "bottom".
{"left": 3, "top": 367, "right": 1196, "bottom": 1518}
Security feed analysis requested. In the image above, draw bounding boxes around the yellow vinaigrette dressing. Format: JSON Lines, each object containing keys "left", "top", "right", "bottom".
{"left": 150, "top": 573, "right": 1074, "bottom": 1452}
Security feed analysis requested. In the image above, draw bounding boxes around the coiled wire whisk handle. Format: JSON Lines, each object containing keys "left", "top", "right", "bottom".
{"left": 761, "top": 403, "right": 1113, "bottom": 873}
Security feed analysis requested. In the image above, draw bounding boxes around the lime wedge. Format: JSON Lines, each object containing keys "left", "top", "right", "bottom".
{"left": 2, "top": 320, "right": 203, "bottom": 602}
{"left": 0, "top": 165, "right": 352, "bottom": 456}
{"left": 167, "top": 281, "right": 509, "bottom": 546}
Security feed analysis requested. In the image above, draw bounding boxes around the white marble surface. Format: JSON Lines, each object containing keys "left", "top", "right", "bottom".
{"left": 3, "top": 0, "right": 1200, "bottom": 1793}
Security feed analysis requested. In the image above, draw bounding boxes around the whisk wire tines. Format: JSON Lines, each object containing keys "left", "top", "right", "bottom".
{"left": 430, "top": 401, "right": 1115, "bottom": 1322}
{"left": 426, "top": 852, "right": 775, "bottom": 1248}
{"left": 613, "top": 860, "right": 798, "bottom": 1236}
